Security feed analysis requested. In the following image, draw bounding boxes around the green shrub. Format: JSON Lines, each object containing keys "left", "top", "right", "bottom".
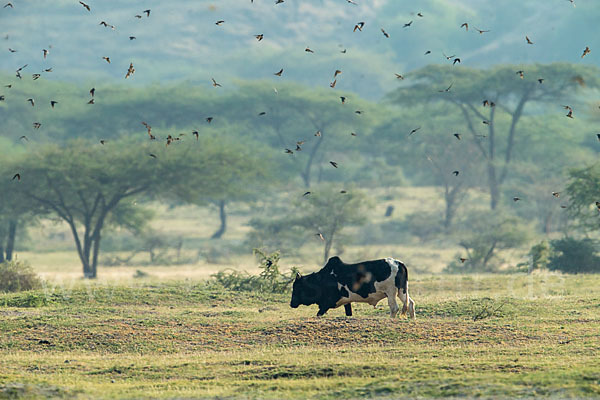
{"left": 0, "top": 260, "right": 42, "bottom": 293}
{"left": 445, "top": 211, "right": 532, "bottom": 273}
{"left": 548, "top": 237, "right": 600, "bottom": 273}
{"left": 212, "top": 249, "right": 299, "bottom": 293}
{"left": 528, "top": 241, "right": 551, "bottom": 273}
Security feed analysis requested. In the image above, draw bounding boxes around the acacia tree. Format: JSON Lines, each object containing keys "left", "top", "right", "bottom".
{"left": 14, "top": 141, "right": 171, "bottom": 278}
{"left": 166, "top": 139, "right": 270, "bottom": 240}
{"left": 295, "top": 187, "right": 369, "bottom": 263}
{"left": 387, "top": 63, "right": 600, "bottom": 209}
{"left": 233, "top": 83, "right": 374, "bottom": 187}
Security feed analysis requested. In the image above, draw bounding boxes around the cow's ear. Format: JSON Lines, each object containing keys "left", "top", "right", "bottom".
{"left": 295, "top": 272, "right": 301, "bottom": 280}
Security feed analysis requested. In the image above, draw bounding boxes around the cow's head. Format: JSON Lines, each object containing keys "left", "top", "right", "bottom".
{"left": 290, "top": 272, "right": 323, "bottom": 308}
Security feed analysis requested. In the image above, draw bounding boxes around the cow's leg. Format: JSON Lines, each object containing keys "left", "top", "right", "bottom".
{"left": 408, "top": 295, "right": 416, "bottom": 319}
{"left": 386, "top": 290, "right": 400, "bottom": 318}
{"left": 398, "top": 289, "right": 416, "bottom": 319}
{"left": 316, "top": 306, "right": 329, "bottom": 317}
{"left": 344, "top": 304, "right": 353, "bottom": 316}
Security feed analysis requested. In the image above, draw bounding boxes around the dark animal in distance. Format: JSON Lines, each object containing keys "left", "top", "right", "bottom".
{"left": 290, "top": 256, "right": 416, "bottom": 318}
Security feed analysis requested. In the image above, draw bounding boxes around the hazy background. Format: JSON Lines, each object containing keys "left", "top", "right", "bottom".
{"left": 1, "top": 0, "right": 600, "bottom": 281}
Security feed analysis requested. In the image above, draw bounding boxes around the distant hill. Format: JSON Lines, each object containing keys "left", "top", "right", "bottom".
{"left": 1, "top": 0, "right": 598, "bottom": 100}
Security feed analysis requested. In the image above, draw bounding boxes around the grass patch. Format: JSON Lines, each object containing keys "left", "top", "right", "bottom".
{"left": 0, "top": 274, "right": 599, "bottom": 398}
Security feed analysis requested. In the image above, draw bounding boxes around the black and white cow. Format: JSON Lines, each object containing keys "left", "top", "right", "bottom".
{"left": 290, "top": 256, "right": 416, "bottom": 318}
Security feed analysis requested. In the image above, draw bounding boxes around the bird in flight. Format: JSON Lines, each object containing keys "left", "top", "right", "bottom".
{"left": 274, "top": 68, "right": 283, "bottom": 76}
{"left": 381, "top": 28, "right": 389, "bottom": 38}
{"left": 255, "top": 34, "right": 264, "bottom": 41}
{"left": 143, "top": 9, "right": 151, "bottom": 17}
{"left": 513, "top": 197, "right": 521, "bottom": 202}
{"left": 526, "top": 36, "right": 534, "bottom": 44}
{"left": 215, "top": 20, "right": 225, "bottom": 25}
{"left": 43, "top": 49, "right": 49, "bottom": 58}
{"left": 305, "top": 47, "right": 314, "bottom": 53}
{"left": 206, "top": 117, "right": 213, "bottom": 123}
{"left": 125, "top": 63, "right": 135, "bottom": 79}
{"left": 395, "top": 73, "right": 404, "bottom": 80}
{"left": 33, "top": 122, "right": 41, "bottom": 129}
{"left": 79, "top": 1, "right": 90, "bottom": 11}
{"left": 87, "top": 99, "right": 94, "bottom": 104}
{"left": 474, "top": 27, "right": 490, "bottom": 34}
{"left": 330, "top": 80, "right": 337, "bottom": 88}
{"left": 516, "top": 70, "right": 524, "bottom": 79}
{"left": 99, "top": 21, "right": 116, "bottom": 30}
{"left": 19, "top": 136, "right": 28, "bottom": 141}
{"left": 581, "top": 46, "right": 590, "bottom": 58}
{"left": 353, "top": 22, "right": 365, "bottom": 32}
{"left": 439, "top": 82, "right": 453, "bottom": 92}
{"left": 538, "top": 78, "right": 544, "bottom": 84}
{"left": 211, "top": 78, "right": 221, "bottom": 87}
{"left": 330, "top": 161, "right": 338, "bottom": 168}
{"left": 409, "top": 127, "right": 421, "bottom": 136}
{"left": 552, "top": 192, "right": 561, "bottom": 198}
{"left": 27, "top": 98, "right": 34, "bottom": 106}
{"left": 102, "top": 56, "right": 111, "bottom": 64}
{"left": 4, "top": 3, "right": 13, "bottom": 8}
{"left": 12, "top": 173, "right": 20, "bottom": 181}
{"left": 404, "top": 21, "right": 413, "bottom": 28}
{"left": 129, "top": 36, "right": 136, "bottom": 40}
{"left": 90, "top": 88, "right": 95, "bottom": 97}
{"left": 334, "top": 70, "right": 342, "bottom": 78}
{"left": 452, "top": 171, "right": 459, "bottom": 176}
{"left": 563, "top": 105, "right": 573, "bottom": 118}
{"left": 454, "top": 133, "right": 461, "bottom": 140}
{"left": 8, "top": 48, "right": 17, "bottom": 53}
{"left": 340, "top": 96, "right": 346, "bottom": 104}
{"left": 461, "top": 23, "right": 468, "bottom": 31}
{"left": 50, "top": 100, "right": 58, "bottom": 108}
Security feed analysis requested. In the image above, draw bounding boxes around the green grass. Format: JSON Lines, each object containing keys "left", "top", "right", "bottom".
{"left": 1, "top": 273, "right": 600, "bottom": 399}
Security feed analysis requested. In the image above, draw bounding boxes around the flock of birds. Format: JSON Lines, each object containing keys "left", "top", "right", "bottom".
{"left": 0, "top": 0, "right": 597, "bottom": 261}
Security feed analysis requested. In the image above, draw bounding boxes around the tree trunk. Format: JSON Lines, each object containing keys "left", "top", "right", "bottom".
{"left": 90, "top": 232, "right": 101, "bottom": 279}
{"left": 0, "top": 244, "right": 4, "bottom": 263}
{"left": 5, "top": 219, "right": 17, "bottom": 261}
{"left": 211, "top": 200, "right": 227, "bottom": 239}
{"left": 487, "top": 163, "right": 500, "bottom": 210}
{"left": 444, "top": 194, "right": 456, "bottom": 230}
{"left": 301, "top": 135, "right": 324, "bottom": 188}
{"left": 482, "top": 241, "right": 497, "bottom": 269}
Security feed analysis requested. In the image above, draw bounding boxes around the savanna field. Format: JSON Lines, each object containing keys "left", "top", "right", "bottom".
{"left": 3, "top": 0, "right": 600, "bottom": 398}
{"left": 1, "top": 273, "right": 600, "bottom": 399}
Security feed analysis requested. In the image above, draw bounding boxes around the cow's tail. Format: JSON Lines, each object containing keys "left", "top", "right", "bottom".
{"left": 394, "top": 260, "right": 409, "bottom": 315}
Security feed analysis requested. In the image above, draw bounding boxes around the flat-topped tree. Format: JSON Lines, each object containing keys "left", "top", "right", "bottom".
{"left": 233, "top": 82, "right": 375, "bottom": 188}
{"left": 165, "top": 138, "right": 269, "bottom": 240}
{"left": 15, "top": 140, "right": 170, "bottom": 278}
{"left": 387, "top": 63, "right": 600, "bottom": 209}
